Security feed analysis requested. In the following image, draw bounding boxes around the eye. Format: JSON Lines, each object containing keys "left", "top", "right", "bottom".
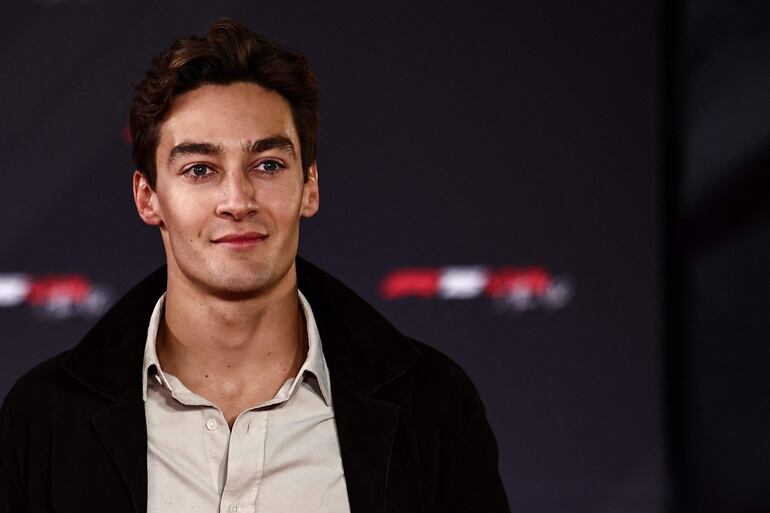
{"left": 183, "top": 164, "right": 214, "bottom": 181}
{"left": 254, "top": 160, "right": 285, "bottom": 175}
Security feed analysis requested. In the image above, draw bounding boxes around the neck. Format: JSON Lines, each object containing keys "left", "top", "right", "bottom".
{"left": 156, "top": 261, "right": 307, "bottom": 407}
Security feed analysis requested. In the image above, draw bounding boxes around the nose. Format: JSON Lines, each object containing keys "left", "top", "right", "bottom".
{"left": 215, "top": 171, "right": 258, "bottom": 221}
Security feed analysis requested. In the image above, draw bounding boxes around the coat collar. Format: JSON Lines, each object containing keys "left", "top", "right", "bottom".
{"left": 63, "top": 257, "right": 420, "bottom": 400}
{"left": 63, "top": 257, "right": 420, "bottom": 513}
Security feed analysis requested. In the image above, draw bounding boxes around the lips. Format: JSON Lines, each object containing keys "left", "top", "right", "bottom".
{"left": 212, "top": 232, "right": 267, "bottom": 244}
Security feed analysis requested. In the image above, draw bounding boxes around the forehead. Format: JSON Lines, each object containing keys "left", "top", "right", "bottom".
{"left": 156, "top": 82, "right": 298, "bottom": 161}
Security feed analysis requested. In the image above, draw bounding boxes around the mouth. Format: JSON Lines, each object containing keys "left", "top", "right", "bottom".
{"left": 211, "top": 232, "right": 267, "bottom": 248}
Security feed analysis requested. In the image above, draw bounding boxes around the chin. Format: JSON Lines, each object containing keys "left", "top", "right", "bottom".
{"left": 204, "top": 260, "right": 293, "bottom": 298}
{"left": 167, "top": 241, "right": 296, "bottom": 298}
{"left": 205, "top": 270, "right": 270, "bottom": 296}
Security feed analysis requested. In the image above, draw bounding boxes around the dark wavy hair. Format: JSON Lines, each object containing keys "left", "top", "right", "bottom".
{"left": 129, "top": 18, "right": 319, "bottom": 187}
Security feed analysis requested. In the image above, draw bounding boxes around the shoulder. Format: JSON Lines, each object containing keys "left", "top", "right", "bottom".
{"left": 386, "top": 337, "right": 487, "bottom": 430}
{"left": 1, "top": 350, "right": 84, "bottom": 421}
{"left": 408, "top": 338, "right": 478, "bottom": 394}
{"left": 4, "top": 351, "right": 71, "bottom": 397}
{"left": 1, "top": 352, "right": 72, "bottom": 455}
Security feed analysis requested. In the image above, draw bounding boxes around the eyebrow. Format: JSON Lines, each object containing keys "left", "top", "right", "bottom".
{"left": 168, "top": 142, "right": 223, "bottom": 166}
{"left": 168, "top": 136, "right": 296, "bottom": 167}
{"left": 241, "top": 136, "right": 296, "bottom": 157}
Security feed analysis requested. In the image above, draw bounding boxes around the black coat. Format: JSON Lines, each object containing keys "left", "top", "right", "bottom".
{"left": 1, "top": 258, "right": 510, "bottom": 513}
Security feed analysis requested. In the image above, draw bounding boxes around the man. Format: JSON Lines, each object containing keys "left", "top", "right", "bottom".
{"left": 0, "top": 18, "right": 510, "bottom": 513}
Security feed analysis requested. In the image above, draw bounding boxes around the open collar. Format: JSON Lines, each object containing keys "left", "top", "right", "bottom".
{"left": 64, "top": 257, "right": 420, "bottom": 404}
{"left": 139, "top": 289, "right": 333, "bottom": 406}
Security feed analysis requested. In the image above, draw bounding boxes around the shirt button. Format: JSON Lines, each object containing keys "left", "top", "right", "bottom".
{"left": 205, "top": 418, "right": 218, "bottom": 431}
{"left": 231, "top": 504, "right": 241, "bottom": 513}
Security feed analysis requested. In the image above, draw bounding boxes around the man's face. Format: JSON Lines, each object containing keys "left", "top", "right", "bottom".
{"left": 133, "top": 82, "right": 319, "bottom": 298}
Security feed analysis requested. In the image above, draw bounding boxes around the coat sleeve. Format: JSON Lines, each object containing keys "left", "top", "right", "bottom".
{"left": 451, "top": 393, "right": 511, "bottom": 513}
{"left": 444, "top": 383, "right": 511, "bottom": 513}
{"left": 409, "top": 340, "right": 511, "bottom": 513}
{"left": 0, "top": 385, "right": 29, "bottom": 512}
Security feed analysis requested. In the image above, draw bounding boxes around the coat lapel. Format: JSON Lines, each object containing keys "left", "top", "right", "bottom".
{"left": 297, "top": 258, "right": 420, "bottom": 513}
{"left": 64, "top": 266, "right": 166, "bottom": 513}
{"left": 90, "top": 397, "right": 148, "bottom": 513}
{"left": 332, "top": 378, "right": 400, "bottom": 513}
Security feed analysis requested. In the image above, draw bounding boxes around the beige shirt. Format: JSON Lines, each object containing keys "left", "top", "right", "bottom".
{"left": 142, "top": 291, "right": 350, "bottom": 513}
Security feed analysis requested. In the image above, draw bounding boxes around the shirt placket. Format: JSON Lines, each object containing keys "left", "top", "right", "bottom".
{"left": 219, "top": 410, "right": 268, "bottom": 513}
{"left": 202, "top": 407, "right": 230, "bottom": 493}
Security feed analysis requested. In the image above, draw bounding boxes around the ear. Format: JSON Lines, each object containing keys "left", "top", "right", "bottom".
{"left": 133, "top": 170, "right": 162, "bottom": 226}
{"left": 300, "top": 163, "right": 320, "bottom": 218}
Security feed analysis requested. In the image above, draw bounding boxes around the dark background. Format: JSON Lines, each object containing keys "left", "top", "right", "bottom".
{"left": 671, "top": 0, "right": 770, "bottom": 511}
{"left": 0, "top": 0, "right": 766, "bottom": 512}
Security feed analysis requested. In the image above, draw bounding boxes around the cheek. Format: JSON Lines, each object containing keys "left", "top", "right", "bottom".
{"left": 158, "top": 192, "right": 209, "bottom": 235}
{"left": 262, "top": 181, "right": 304, "bottom": 216}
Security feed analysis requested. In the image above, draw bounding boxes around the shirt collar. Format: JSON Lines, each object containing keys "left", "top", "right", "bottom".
{"left": 296, "top": 289, "right": 332, "bottom": 406}
{"left": 141, "top": 292, "right": 166, "bottom": 402}
{"left": 141, "top": 289, "right": 332, "bottom": 406}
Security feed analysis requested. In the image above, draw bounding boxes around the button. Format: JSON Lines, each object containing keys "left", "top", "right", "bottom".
{"left": 205, "top": 418, "right": 218, "bottom": 431}
{"left": 231, "top": 504, "right": 241, "bottom": 513}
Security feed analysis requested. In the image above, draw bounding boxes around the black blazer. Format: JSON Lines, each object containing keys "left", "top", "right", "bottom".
{"left": 1, "top": 258, "right": 510, "bottom": 513}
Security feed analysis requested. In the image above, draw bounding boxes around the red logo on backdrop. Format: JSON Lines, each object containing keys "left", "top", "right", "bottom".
{"left": 381, "top": 266, "right": 573, "bottom": 313}
{"left": 0, "top": 273, "right": 111, "bottom": 319}
{"left": 122, "top": 124, "right": 132, "bottom": 145}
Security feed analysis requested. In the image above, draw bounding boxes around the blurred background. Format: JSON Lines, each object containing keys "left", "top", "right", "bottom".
{"left": 0, "top": 1, "right": 766, "bottom": 512}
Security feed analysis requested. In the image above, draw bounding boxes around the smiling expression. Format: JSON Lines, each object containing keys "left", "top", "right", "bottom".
{"left": 133, "top": 82, "right": 319, "bottom": 298}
